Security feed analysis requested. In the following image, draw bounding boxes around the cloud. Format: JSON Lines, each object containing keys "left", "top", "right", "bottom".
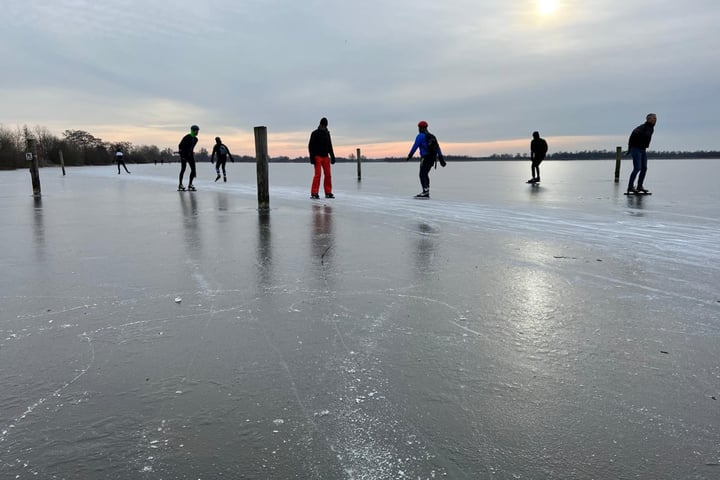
{"left": 1, "top": 0, "right": 719, "bottom": 156}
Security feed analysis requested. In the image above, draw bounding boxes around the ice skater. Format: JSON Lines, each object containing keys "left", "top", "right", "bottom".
{"left": 210, "top": 136, "right": 234, "bottom": 182}
{"left": 626, "top": 113, "right": 657, "bottom": 195}
{"left": 178, "top": 125, "right": 199, "bottom": 191}
{"left": 115, "top": 146, "right": 130, "bottom": 174}
{"left": 527, "top": 131, "right": 548, "bottom": 184}
{"left": 308, "top": 117, "right": 336, "bottom": 199}
{"left": 407, "top": 120, "right": 445, "bottom": 198}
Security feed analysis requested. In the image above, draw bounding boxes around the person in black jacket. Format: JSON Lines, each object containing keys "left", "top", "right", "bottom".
{"left": 308, "top": 117, "right": 336, "bottom": 199}
{"left": 528, "top": 131, "right": 548, "bottom": 184}
{"left": 626, "top": 113, "right": 656, "bottom": 194}
{"left": 210, "top": 136, "right": 234, "bottom": 182}
{"left": 178, "top": 125, "right": 199, "bottom": 191}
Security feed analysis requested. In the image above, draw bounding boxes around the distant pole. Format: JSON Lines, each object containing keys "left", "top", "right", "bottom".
{"left": 26, "top": 137, "right": 41, "bottom": 197}
{"left": 356, "top": 148, "right": 362, "bottom": 181}
{"left": 59, "top": 150, "right": 66, "bottom": 176}
{"left": 614, "top": 146, "right": 622, "bottom": 183}
{"left": 254, "top": 126, "right": 270, "bottom": 210}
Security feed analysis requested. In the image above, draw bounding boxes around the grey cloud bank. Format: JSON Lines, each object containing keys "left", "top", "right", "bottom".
{"left": 1, "top": 0, "right": 719, "bottom": 155}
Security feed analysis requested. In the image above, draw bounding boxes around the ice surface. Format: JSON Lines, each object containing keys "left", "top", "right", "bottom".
{"left": 0, "top": 160, "right": 718, "bottom": 478}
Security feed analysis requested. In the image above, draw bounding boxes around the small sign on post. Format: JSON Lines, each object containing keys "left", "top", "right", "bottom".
{"left": 26, "top": 137, "right": 41, "bottom": 197}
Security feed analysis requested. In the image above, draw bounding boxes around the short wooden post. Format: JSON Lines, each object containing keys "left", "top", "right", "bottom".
{"left": 356, "top": 148, "right": 362, "bottom": 181}
{"left": 614, "top": 146, "right": 622, "bottom": 183}
{"left": 27, "top": 137, "right": 41, "bottom": 197}
{"left": 254, "top": 126, "right": 270, "bottom": 210}
{"left": 59, "top": 150, "right": 66, "bottom": 176}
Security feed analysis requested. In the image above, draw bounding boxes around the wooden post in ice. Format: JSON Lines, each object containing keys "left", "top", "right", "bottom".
{"left": 26, "top": 137, "right": 41, "bottom": 197}
{"left": 356, "top": 148, "right": 362, "bottom": 181}
{"left": 254, "top": 126, "right": 270, "bottom": 210}
{"left": 614, "top": 146, "right": 622, "bottom": 183}
{"left": 59, "top": 150, "right": 66, "bottom": 176}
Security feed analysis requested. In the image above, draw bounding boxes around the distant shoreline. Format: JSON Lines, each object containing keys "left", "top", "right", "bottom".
{"left": 4, "top": 156, "right": 719, "bottom": 171}
{"left": 297, "top": 156, "right": 720, "bottom": 163}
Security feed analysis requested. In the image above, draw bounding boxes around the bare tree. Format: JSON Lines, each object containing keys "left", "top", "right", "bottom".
{"left": 63, "top": 130, "right": 104, "bottom": 149}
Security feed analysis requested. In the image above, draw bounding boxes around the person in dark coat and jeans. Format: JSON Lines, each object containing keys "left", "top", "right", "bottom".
{"left": 308, "top": 117, "right": 336, "bottom": 199}
{"left": 178, "top": 125, "right": 199, "bottom": 191}
{"left": 626, "top": 113, "right": 657, "bottom": 194}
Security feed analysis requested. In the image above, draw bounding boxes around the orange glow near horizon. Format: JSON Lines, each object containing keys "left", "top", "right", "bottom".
{"left": 62, "top": 125, "right": 622, "bottom": 159}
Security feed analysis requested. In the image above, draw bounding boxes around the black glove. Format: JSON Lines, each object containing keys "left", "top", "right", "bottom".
{"left": 230, "top": 157, "right": 234, "bottom": 162}
{"left": 439, "top": 156, "right": 446, "bottom": 167}
{"left": 310, "top": 156, "right": 315, "bottom": 165}
{"left": 330, "top": 158, "right": 336, "bottom": 165}
{"left": 406, "top": 155, "right": 411, "bottom": 161}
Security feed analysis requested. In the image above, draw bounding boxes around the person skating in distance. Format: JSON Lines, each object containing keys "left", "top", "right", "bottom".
{"left": 115, "top": 146, "right": 130, "bottom": 174}
{"left": 211, "top": 136, "right": 234, "bottom": 182}
{"left": 527, "top": 131, "right": 547, "bottom": 184}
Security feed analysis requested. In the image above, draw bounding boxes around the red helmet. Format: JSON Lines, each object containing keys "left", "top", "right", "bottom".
{"left": 417, "top": 120, "right": 428, "bottom": 128}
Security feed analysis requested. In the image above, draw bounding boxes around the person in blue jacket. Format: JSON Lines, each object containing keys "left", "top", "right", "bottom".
{"left": 407, "top": 120, "right": 445, "bottom": 198}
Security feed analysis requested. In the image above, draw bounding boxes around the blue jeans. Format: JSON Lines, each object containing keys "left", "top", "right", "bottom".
{"left": 627, "top": 147, "right": 648, "bottom": 190}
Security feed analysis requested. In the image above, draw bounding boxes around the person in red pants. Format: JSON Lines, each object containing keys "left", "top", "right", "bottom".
{"left": 308, "top": 117, "right": 336, "bottom": 199}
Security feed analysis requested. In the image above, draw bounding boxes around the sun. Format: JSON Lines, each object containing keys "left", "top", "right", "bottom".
{"left": 537, "top": 0, "right": 558, "bottom": 15}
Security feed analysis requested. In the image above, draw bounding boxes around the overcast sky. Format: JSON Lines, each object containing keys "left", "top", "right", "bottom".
{"left": 2, "top": 0, "right": 719, "bottom": 157}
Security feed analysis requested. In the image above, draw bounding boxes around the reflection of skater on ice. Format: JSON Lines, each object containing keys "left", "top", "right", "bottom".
{"left": 211, "top": 136, "right": 234, "bottom": 182}
{"left": 311, "top": 204, "right": 334, "bottom": 264}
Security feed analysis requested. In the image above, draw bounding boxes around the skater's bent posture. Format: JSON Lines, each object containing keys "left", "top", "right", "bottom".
{"left": 115, "top": 147, "right": 130, "bottom": 174}
{"left": 211, "top": 137, "right": 234, "bottom": 182}
{"left": 178, "top": 125, "right": 199, "bottom": 191}
{"left": 626, "top": 113, "right": 656, "bottom": 194}
{"left": 528, "top": 131, "right": 547, "bottom": 184}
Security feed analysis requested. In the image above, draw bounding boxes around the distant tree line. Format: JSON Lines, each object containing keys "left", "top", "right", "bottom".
{"left": 299, "top": 149, "right": 720, "bottom": 163}
{"left": 530, "top": 150, "right": 720, "bottom": 160}
{"left": 1, "top": 124, "right": 718, "bottom": 171}
{"left": 0, "top": 124, "right": 184, "bottom": 170}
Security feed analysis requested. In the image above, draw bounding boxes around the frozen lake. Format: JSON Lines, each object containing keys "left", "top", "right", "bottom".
{"left": 1, "top": 159, "right": 719, "bottom": 479}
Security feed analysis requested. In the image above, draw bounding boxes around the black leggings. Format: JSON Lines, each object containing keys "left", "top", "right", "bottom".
{"left": 215, "top": 157, "right": 227, "bottom": 174}
{"left": 419, "top": 156, "right": 434, "bottom": 190}
{"left": 531, "top": 156, "right": 544, "bottom": 179}
{"left": 179, "top": 156, "right": 196, "bottom": 185}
